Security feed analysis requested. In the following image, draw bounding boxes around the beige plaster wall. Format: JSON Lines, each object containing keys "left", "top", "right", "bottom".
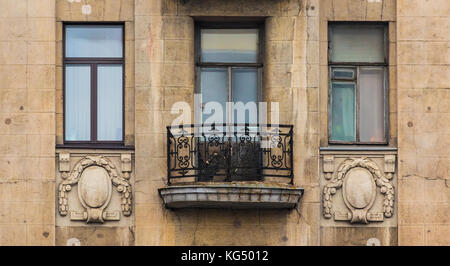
{"left": 134, "top": 0, "right": 320, "bottom": 246}
{"left": 53, "top": 0, "right": 135, "bottom": 246}
{"left": 0, "top": 0, "right": 447, "bottom": 246}
{"left": 0, "top": 0, "right": 56, "bottom": 245}
{"left": 315, "top": 0, "right": 398, "bottom": 246}
{"left": 396, "top": 0, "right": 450, "bottom": 246}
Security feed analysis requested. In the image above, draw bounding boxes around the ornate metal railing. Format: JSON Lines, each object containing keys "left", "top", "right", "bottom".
{"left": 167, "top": 124, "right": 294, "bottom": 184}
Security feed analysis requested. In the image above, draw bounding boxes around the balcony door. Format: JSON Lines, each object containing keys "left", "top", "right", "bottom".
{"left": 195, "top": 23, "right": 264, "bottom": 182}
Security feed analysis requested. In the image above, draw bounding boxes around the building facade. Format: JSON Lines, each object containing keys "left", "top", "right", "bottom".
{"left": 0, "top": 0, "right": 448, "bottom": 246}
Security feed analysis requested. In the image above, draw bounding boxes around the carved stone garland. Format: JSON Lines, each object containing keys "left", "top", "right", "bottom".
{"left": 58, "top": 156, "right": 132, "bottom": 223}
{"left": 323, "top": 157, "right": 395, "bottom": 223}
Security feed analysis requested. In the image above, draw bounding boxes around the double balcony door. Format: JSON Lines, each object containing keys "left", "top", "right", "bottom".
{"left": 196, "top": 129, "right": 263, "bottom": 182}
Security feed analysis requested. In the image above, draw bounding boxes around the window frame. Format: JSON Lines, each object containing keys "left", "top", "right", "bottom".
{"left": 327, "top": 22, "right": 389, "bottom": 145}
{"left": 63, "top": 22, "right": 125, "bottom": 146}
{"left": 194, "top": 21, "right": 265, "bottom": 124}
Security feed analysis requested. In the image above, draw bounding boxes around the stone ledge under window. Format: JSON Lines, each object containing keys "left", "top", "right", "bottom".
{"left": 158, "top": 182, "right": 304, "bottom": 209}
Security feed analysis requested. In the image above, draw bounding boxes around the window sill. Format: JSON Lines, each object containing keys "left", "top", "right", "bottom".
{"left": 320, "top": 146, "right": 397, "bottom": 152}
{"left": 56, "top": 144, "right": 135, "bottom": 150}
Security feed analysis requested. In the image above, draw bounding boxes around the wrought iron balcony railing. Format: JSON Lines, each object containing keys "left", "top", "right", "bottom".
{"left": 167, "top": 124, "right": 293, "bottom": 184}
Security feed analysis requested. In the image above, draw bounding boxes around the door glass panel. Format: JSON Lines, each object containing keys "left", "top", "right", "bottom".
{"left": 201, "top": 68, "right": 228, "bottom": 126}
{"left": 331, "top": 82, "right": 356, "bottom": 142}
{"left": 232, "top": 68, "right": 258, "bottom": 125}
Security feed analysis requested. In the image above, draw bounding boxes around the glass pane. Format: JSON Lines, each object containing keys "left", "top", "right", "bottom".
{"left": 331, "top": 82, "right": 356, "bottom": 142}
{"left": 201, "top": 68, "right": 228, "bottom": 125}
{"left": 332, "top": 67, "right": 355, "bottom": 80}
{"left": 65, "top": 65, "right": 91, "bottom": 141}
{"left": 97, "top": 65, "right": 123, "bottom": 141}
{"left": 66, "top": 25, "right": 123, "bottom": 58}
{"left": 330, "top": 24, "right": 385, "bottom": 63}
{"left": 201, "top": 29, "right": 259, "bottom": 63}
{"left": 232, "top": 68, "right": 258, "bottom": 124}
{"left": 359, "top": 67, "right": 386, "bottom": 142}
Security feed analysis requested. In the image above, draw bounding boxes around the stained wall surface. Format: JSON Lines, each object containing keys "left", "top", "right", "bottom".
{"left": 0, "top": 0, "right": 448, "bottom": 246}
{"left": 0, "top": 0, "right": 56, "bottom": 245}
{"left": 396, "top": 0, "right": 450, "bottom": 246}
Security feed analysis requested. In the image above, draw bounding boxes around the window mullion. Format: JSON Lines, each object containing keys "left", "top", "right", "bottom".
{"left": 92, "top": 63, "right": 98, "bottom": 143}
{"left": 356, "top": 66, "right": 360, "bottom": 143}
{"left": 228, "top": 66, "right": 232, "bottom": 125}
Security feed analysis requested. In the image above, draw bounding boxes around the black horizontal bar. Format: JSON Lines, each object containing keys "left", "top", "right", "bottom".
{"left": 167, "top": 123, "right": 293, "bottom": 129}
{"left": 197, "top": 62, "right": 263, "bottom": 67}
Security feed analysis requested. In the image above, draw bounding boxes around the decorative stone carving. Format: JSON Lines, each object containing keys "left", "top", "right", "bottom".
{"left": 59, "top": 153, "right": 71, "bottom": 179}
{"left": 323, "top": 155, "right": 334, "bottom": 180}
{"left": 384, "top": 155, "right": 396, "bottom": 180}
{"left": 121, "top": 153, "right": 132, "bottom": 179}
{"left": 323, "top": 157, "right": 395, "bottom": 224}
{"left": 57, "top": 155, "right": 132, "bottom": 223}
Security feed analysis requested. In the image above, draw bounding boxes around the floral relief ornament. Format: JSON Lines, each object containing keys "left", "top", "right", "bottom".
{"left": 58, "top": 155, "right": 132, "bottom": 223}
{"left": 323, "top": 157, "right": 395, "bottom": 224}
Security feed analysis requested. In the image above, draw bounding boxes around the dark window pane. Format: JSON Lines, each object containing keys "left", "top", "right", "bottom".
{"left": 66, "top": 25, "right": 123, "bottom": 58}
{"left": 201, "top": 29, "right": 259, "bottom": 63}
{"left": 97, "top": 65, "right": 123, "bottom": 141}
{"left": 232, "top": 68, "right": 258, "bottom": 124}
{"left": 330, "top": 24, "right": 385, "bottom": 63}
{"left": 201, "top": 68, "right": 228, "bottom": 124}
{"left": 65, "top": 65, "right": 91, "bottom": 141}
{"left": 332, "top": 68, "right": 355, "bottom": 80}
{"left": 331, "top": 82, "right": 356, "bottom": 142}
{"left": 359, "top": 67, "right": 385, "bottom": 142}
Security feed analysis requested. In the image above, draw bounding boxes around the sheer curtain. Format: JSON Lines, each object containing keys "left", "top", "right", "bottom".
{"left": 65, "top": 25, "right": 123, "bottom": 58}
{"left": 330, "top": 24, "right": 385, "bottom": 63}
{"left": 232, "top": 68, "right": 258, "bottom": 124}
{"left": 97, "top": 65, "right": 123, "bottom": 141}
{"left": 331, "top": 82, "right": 356, "bottom": 141}
{"left": 201, "top": 29, "right": 259, "bottom": 63}
{"left": 65, "top": 65, "right": 91, "bottom": 141}
{"left": 359, "top": 67, "right": 385, "bottom": 142}
{"left": 201, "top": 68, "right": 228, "bottom": 125}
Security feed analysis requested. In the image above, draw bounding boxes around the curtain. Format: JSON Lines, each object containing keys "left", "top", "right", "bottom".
{"left": 359, "top": 67, "right": 385, "bottom": 142}
{"left": 331, "top": 82, "right": 356, "bottom": 141}
{"left": 66, "top": 25, "right": 122, "bottom": 58}
{"left": 330, "top": 24, "right": 385, "bottom": 63}
{"left": 232, "top": 68, "right": 258, "bottom": 125}
{"left": 201, "top": 29, "right": 259, "bottom": 63}
{"left": 65, "top": 65, "right": 91, "bottom": 141}
{"left": 97, "top": 65, "right": 123, "bottom": 141}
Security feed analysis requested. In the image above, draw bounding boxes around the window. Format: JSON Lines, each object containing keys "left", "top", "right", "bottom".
{"left": 64, "top": 24, "right": 124, "bottom": 144}
{"left": 328, "top": 23, "right": 389, "bottom": 144}
{"left": 195, "top": 22, "right": 263, "bottom": 125}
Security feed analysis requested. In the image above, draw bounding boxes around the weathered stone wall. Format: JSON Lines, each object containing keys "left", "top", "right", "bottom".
{"left": 54, "top": 0, "right": 135, "bottom": 246}
{"left": 396, "top": 0, "right": 450, "bottom": 245}
{"left": 316, "top": 0, "right": 398, "bottom": 246}
{"left": 134, "top": 0, "right": 319, "bottom": 246}
{"left": 0, "top": 0, "right": 56, "bottom": 245}
{"left": 0, "top": 0, "right": 448, "bottom": 246}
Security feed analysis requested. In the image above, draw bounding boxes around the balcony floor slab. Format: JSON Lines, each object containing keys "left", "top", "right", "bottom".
{"left": 158, "top": 182, "right": 304, "bottom": 209}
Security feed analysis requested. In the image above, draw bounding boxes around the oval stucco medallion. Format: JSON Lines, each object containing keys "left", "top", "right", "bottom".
{"left": 343, "top": 167, "right": 375, "bottom": 209}
{"left": 78, "top": 166, "right": 111, "bottom": 208}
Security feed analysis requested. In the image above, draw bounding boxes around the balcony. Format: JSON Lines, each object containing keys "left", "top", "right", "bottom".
{"left": 158, "top": 124, "right": 304, "bottom": 209}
